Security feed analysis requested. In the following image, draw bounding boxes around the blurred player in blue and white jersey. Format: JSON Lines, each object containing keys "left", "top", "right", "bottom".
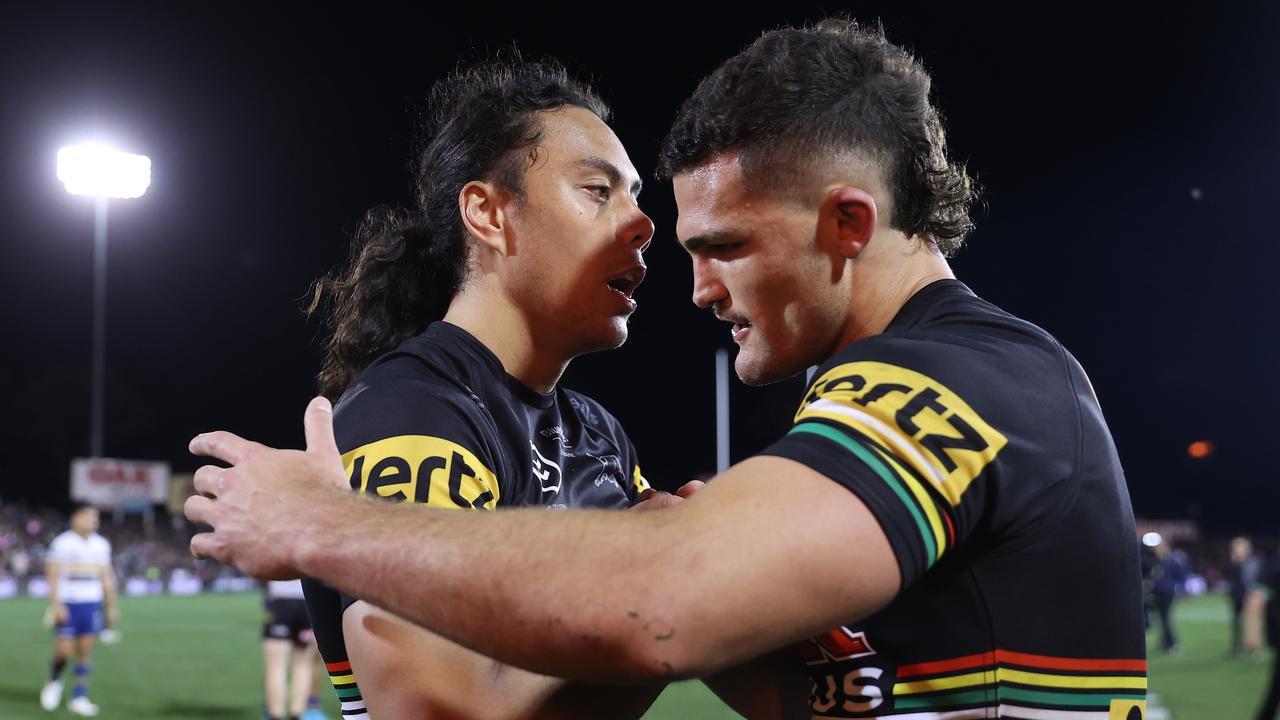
{"left": 40, "top": 503, "right": 118, "bottom": 717}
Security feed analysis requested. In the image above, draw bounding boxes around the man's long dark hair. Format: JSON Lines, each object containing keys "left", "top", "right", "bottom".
{"left": 309, "top": 59, "right": 609, "bottom": 400}
{"left": 658, "top": 18, "right": 977, "bottom": 255}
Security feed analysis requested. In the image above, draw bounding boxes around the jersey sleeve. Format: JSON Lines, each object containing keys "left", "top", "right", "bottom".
{"left": 335, "top": 374, "right": 502, "bottom": 510}
{"left": 304, "top": 369, "right": 503, "bottom": 717}
{"left": 759, "top": 338, "right": 1008, "bottom": 590}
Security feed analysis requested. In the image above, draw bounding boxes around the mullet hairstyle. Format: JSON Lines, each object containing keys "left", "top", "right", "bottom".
{"left": 657, "top": 18, "right": 977, "bottom": 255}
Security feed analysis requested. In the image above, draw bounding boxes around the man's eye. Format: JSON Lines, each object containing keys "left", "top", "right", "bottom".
{"left": 707, "top": 243, "right": 742, "bottom": 254}
{"left": 586, "top": 185, "right": 611, "bottom": 201}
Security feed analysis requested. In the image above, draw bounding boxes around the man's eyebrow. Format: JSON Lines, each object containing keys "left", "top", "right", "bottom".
{"left": 578, "top": 156, "right": 643, "bottom": 197}
{"left": 680, "top": 228, "right": 744, "bottom": 253}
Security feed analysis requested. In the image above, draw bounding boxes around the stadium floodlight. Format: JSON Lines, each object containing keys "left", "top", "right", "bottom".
{"left": 58, "top": 143, "right": 152, "bottom": 458}
{"left": 57, "top": 145, "right": 152, "bottom": 199}
{"left": 1142, "top": 532, "right": 1163, "bottom": 548}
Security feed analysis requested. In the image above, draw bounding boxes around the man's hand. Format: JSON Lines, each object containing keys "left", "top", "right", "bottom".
{"left": 184, "top": 396, "right": 349, "bottom": 579}
{"left": 53, "top": 603, "right": 68, "bottom": 624}
{"left": 630, "top": 480, "right": 706, "bottom": 512}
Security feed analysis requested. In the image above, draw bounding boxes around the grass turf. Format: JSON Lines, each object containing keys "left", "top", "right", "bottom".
{"left": 0, "top": 591, "right": 1263, "bottom": 719}
{"left": 0, "top": 592, "right": 737, "bottom": 719}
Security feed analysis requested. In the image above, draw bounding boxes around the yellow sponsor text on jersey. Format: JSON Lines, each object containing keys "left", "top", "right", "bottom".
{"left": 796, "top": 362, "right": 1007, "bottom": 506}
{"left": 1109, "top": 698, "right": 1145, "bottom": 720}
{"left": 342, "top": 435, "right": 499, "bottom": 510}
{"left": 632, "top": 464, "right": 651, "bottom": 494}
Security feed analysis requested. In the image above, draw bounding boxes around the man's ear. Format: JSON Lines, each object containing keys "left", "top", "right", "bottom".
{"left": 818, "top": 185, "right": 878, "bottom": 260}
{"left": 459, "top": 180, "right": 510, "bottom": 257}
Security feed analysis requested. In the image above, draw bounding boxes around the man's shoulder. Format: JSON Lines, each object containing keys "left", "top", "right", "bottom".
{"left": 338, "top": 356, "right": 482, "bottom": 418}
{"left": 334, "top": 354, "right": 493, "bottom": 447}
{"left": 819, "top": 303, "right": 1067, "bottom": 403}
{"left": 812, "top": 332, "right": 992, "bottom": 398}
{"left": 795, "top": 320, "right": 1068, "bottom": 481}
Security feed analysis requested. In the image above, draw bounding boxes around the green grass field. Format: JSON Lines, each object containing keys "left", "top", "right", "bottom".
{"left": 0, "top": 591, "right": 1266, "bottom": 719}
{"left": 1146, "top": 593, "right": 1270, "bottom": 719}
{"left": 0, "top": 592, "right": 735, "bottom": 719}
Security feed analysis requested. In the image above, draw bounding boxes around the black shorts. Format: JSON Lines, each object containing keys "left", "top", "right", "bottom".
{"left": 262, "top": 598, "right": 313, "bottom": 645}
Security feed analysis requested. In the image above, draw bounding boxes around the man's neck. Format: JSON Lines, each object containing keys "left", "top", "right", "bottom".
{"left": 838, "top": 242, "right": 954, "bottom": 348}
{"left": 442, "top": 287, "right": 569, "bottom": 394}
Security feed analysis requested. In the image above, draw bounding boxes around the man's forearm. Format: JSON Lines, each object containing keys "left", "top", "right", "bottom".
{"left": 298, "top": 494, "right": 697, "bottom": 682}
{"left": 344, "top": 602, "right": 665, "bottom": 719}
{"left": 187, "top": 417, "right": 900, "bottom": 685}
{"left": 102, "top": 568, "right": 118, "bottom": 609}
{"left": 46, "top": 564, "right": 61, "bottom": 607}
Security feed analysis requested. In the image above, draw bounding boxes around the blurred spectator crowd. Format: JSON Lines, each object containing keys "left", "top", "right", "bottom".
{"left": 0, "top": 502, "right": 255, "bottom": 599}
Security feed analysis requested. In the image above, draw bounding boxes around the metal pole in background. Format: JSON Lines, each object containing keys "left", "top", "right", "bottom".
{"left": 91, "top": 197, "right": 108, "bottom": 459}
{"left": 715, "top": 349, "right": 730, "bottom": 473}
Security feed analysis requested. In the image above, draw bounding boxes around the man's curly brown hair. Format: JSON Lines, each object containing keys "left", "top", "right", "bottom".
{"left": 658, "top": 18, "right": 977, "bottom": 255}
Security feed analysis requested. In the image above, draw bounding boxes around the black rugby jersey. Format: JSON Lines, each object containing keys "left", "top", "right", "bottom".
{"left": 303, "top": 321, "right": 649, "bottom": 718}
{"left": 762, "top": 280, "right": 1147, "bottom": 720}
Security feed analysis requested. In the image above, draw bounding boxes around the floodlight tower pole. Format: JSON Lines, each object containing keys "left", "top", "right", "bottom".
{"left": 59, "top": 144, "right": 150, "bottom": 458}
{"left": 91, "top": 197, "right": 108, "bottom": 459}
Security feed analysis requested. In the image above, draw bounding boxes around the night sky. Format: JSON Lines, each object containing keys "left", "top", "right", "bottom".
{"left": 1, "top": 4, "right": 1276, "bottom": 536}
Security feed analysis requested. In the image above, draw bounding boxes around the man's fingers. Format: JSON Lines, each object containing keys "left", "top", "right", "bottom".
{"left": 676, "top": 480, "right": 707, "bottom": 499}
{"left": 192, "top": 465, "right": 226, "bottom": 498}
{"left": 630, "top": 490, "right": 681, "bottom": 512}
{"left": 189, "top": 531, "right": 223, "bottom": 561}
{"left": 184, "top": 494, "right": 215, "bottom": 526}
{"left": 190, "top": 430, "right": 260, "bottom": 464}
{"left": 303, "top": 396, "right": 340, "bottom": 459}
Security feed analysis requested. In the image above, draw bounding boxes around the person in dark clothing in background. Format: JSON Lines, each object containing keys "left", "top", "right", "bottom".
{"left": 1150, "top": 540, "right": 1189, "bottom": 653}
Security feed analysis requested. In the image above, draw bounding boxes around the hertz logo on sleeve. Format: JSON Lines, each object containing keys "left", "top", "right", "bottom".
{"left": 342, "top": 435, "right": 500, "bottom": 510}
{"left": 797, "top": 362, "right": 1007, "bottom": 506}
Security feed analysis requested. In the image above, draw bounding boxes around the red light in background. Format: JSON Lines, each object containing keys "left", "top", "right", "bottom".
{"left": 1187, "top": 440, "right": 1214, "bottom": 459}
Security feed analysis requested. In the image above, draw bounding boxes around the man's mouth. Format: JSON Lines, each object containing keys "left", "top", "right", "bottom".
{"left": 729, "top": 320, "right": 752, "bottom": 341}
{"left": 605, "top": 265, "right": 646, "bottom": 300}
